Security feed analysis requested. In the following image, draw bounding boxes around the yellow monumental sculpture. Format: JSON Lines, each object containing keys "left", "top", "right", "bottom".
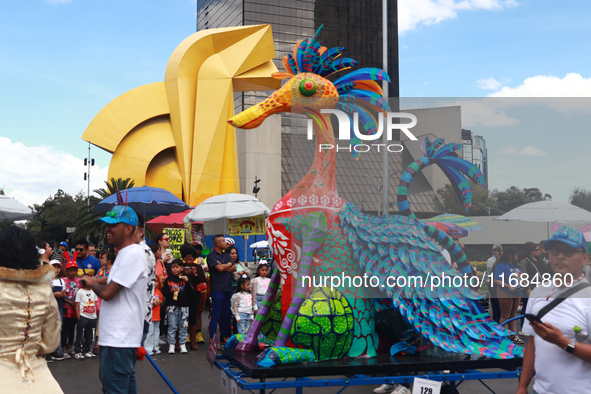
{"left": 82, "top": 25, "right": 280, "bottom": 206}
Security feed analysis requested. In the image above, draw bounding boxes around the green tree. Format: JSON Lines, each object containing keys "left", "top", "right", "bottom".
{"left": 491, "top": 186, "right": 551, "bottom": 214}
{"left": 437, "top": 181, "right": 497, "bottom": 216}
{"left": 72, "top": 178, "right": 135, "bottom": 244}
{"left": 569, "top": 188, "right": 591, "bottom": 212}
{"left": 27, "top": 189, "right": 79, "bottom": 244}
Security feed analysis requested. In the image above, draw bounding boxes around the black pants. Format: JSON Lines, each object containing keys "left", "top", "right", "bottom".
{"left": 75, "top": 316, "right": 97, "bottom": 354}
{"left": 491, "top": 296, "right": 501, "bottom": 323}
{"left": 62, "top": 317, "right": 77, "bottom": 347}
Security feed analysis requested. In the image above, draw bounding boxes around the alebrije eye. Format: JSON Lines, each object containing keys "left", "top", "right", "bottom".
{"left": 299, "top": 79, "right": 317, "bottom": 97}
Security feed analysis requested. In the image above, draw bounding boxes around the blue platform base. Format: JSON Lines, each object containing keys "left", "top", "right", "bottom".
{"left": 214, "top": 351, "right": 523, "bottom": 394}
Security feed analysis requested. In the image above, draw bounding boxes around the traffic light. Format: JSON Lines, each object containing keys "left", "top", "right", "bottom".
{"left": 84, "top": 158, "right": 88, "bottom": 166}
{"left": 84, "top": 172, "right": 87, "bottom": 180}
{"left": 91, "top": 159, "right": 95, "bottom": 166}
{"left": 253, "top": 178, "right": 261, "bottom": 195}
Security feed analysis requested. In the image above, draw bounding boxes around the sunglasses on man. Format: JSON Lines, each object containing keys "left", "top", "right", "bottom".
{"left": 75, "top": 248, "right": 86, "bottom": 252}
{"left": 549, "top": 245, "right": 585, "bottom": 257}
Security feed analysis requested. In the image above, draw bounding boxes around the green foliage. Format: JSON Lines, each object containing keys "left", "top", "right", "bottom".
{"left": 490, "top": 186, "right": 551, "bottom": 214}
{"left": 72, "top": 178, "right": 135, "bottom": 244}
{"left": 27, "top": 189, "right": 85, "bottom": 244}
{"left": 569, "top": 188, "right": 591, "bottom": 212}
{"left": 437, "top": 181, "right": 496, "bottom": 216}
{"left": 437, "top": 183, "right": 552, "bottom": 216}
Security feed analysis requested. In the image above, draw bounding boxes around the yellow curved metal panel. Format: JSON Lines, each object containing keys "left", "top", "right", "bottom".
{"left": 82, "top": 82, "right": 169, "bottom": 153}
{"left": 83, "top": 25, "right": 280, "bottom": 205}
{"left": 145, "top": 149, "right": 183, "bottom": 200}
{"left": 107, "top": 115, "right": 175, "bottom": 185}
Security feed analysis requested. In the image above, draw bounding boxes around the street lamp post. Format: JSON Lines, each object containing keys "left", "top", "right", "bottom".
{"left": 351, "top": 172, "right": 399, "bottom": 216}
{"left": 473, "top": 202, "right": 505, "bottom": 216}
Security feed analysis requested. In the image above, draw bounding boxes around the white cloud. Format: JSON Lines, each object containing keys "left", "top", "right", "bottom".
{"left": 498, "top": 145, "right": 547, "bottom": 156}
{"left": 0, "top": 137, "right": 108, "bottom": 207}
{"left": 477, "top": 77, "right": 502, "bottom": 90}
{"left": 398, "top": 0, "right": 517, "bottom": 33}
{"left": 488, "top": 73, "right": 591, "bottom": 97}
{"left": 438, "top": 99, "right": 520, "bottom": 127}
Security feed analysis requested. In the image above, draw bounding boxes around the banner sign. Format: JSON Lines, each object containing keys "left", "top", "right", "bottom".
{"left": 163, "top": 227, "right": 184, "bottom": 259}
{"left": 228, "top": 215, "right": 266, "bottom": 236}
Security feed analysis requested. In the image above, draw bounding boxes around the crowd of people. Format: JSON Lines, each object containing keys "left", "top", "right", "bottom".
{"left": 486, "top": 240, "right": 553, "bottom": 344}
{"left": 0, "top": 204, "right": 274, "bottom": 393}
{"left": 1, "top": 204, "right": 590, "bottom": 394}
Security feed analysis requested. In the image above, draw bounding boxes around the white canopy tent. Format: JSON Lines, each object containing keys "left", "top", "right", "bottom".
{"left": 494, "top": 201, "right": 591, "bottom": 238}
{"left": 0, "top": 195, "right": 36, "bottom": 222}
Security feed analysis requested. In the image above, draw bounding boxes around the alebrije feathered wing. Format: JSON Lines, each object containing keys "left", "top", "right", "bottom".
{"left": 339, "top": 136, "right": 523, "bottom": 359}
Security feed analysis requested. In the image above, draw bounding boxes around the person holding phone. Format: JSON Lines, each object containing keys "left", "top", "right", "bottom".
{"left": 492, "top": 246, "right": 523, "bottom": 344}
{"left": 516, "top": 226, "right": 591, "bottom": 394}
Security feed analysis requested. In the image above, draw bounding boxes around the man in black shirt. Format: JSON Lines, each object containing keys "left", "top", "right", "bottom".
{"left": 207, "top": 235, "right": 236, "bottom": 345}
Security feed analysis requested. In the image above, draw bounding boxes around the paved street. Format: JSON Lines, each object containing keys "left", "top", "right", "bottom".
{"left": 48, "top": 310, "right": 523, "bottom": 394}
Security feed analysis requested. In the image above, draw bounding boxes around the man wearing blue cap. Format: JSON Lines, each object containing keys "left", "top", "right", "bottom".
{"left": 516, "top": 226, "right": 591, "bottom": 394}
{"left": 82, "top": 205, "right": 148, "bottom": 394}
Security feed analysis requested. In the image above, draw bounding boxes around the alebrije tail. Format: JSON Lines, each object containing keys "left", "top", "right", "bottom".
{"left": 397, "top": 137, "right": 486, "bottom": 275}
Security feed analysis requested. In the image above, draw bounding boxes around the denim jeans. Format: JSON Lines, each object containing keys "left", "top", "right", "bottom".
{"left": 167, "top": 306, "right": 188, "bottom": 345}
{"left": 144, "top": 321, "right": 160, "bottom": 353}
{"left": 209, "top": 290, "right": 232, "bottom": 339}
{"left": 237, "top": 312, "right": 252, "bottom": 335}
{"left": 99, "top": 347, "right": 138, "bottom": 394}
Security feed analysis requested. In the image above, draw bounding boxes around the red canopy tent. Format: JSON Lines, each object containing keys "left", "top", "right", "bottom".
{"left": 146, "top": 209, "right": 201, "bottom": 234}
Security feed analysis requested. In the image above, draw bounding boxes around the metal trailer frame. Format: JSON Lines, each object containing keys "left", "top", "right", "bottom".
{"left": 215, "top": 353, "right": 523, "bottom": 394}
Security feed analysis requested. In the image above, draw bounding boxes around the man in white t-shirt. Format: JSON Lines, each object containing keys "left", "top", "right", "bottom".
{"left": 516, "top": 226, "right": 591, "bottom": 394}
{"left": 133, "top": 216, "right": 156, "bottom": 345}
{"left": 82, "top": 205, "right": 147, "bottom": 394}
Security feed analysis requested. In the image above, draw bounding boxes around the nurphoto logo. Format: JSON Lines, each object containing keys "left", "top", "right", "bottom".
{"left": 308, "top": 109, "right": 418, "bottom": 153}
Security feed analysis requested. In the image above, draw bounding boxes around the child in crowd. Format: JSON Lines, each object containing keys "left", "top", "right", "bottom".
{"left": 252, "top": 263, "right": 270, "bottom": 342}
{"left": 161, "top": 259, "right": 193, "bottom": 354}
{"left": 74, "top": 279, "right": 98, "bottom": 360}
{"left": 62, "top": 260, "right": 80, "bottom": 359}
{"left": 232, "top": 276, "right": 254, "bottom": 335}
{"left": 93, "top": 249, "right": 114, "bottom": 355}
{"left": 145, "top": 277, "right": 164, "bottom": 355}
{"left": 251, "top": 263, "right": 270, "bottom": 312}
{"left": 49, "top": 260, "right": 67, "bottom": 361}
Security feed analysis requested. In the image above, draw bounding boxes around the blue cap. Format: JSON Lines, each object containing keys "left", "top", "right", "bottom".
{"left": 544, "top": 226, "right": 587, "bottom": 251}
{"left": 99, "top": 205, "right": 139, "bottom": 226}
{"left": 59, "top": 241, "right": 68, "bottom": 247}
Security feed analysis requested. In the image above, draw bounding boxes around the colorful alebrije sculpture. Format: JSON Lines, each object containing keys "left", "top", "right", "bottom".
{"left": 227, "top": 26, "right": 523, "bottom": 365}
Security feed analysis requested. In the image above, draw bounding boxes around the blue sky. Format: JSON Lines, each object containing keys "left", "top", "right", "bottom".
{"left": 1, "top": 0, "right": 590, "bottom": 206}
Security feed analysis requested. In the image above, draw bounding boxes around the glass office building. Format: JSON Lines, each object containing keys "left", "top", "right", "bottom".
{"left": 196, "top": 1, "right": 449, "bottom": 216}
{"left": 196, "top": 1, "right": 399, "bottom": 98}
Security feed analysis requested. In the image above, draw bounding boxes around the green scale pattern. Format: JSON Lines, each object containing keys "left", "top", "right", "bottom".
{"left": 290, "top": 287, "right": 354, "bottom": 360}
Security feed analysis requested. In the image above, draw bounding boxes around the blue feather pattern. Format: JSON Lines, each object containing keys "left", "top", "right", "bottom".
{"left": 339, "top": 202, "right": 523, "bottom": 359}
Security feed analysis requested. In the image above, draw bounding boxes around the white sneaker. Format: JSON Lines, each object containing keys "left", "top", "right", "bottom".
{"left": 393, "top": 385, "right": 410, "bottom": 394}
{"left": 154, "top": 349, "right": 161, "bottom": 355}
{"left": 518, "top": 331, "right": 530, "bottom": 336}
{"left": 374, "top": 384, "right": 395, "bottom": 394}
{"left": 168, "top": 344, "right": 175, "bottom": 354}
{"left": 180, "top": 344, "right": 188, "bottom": 354}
